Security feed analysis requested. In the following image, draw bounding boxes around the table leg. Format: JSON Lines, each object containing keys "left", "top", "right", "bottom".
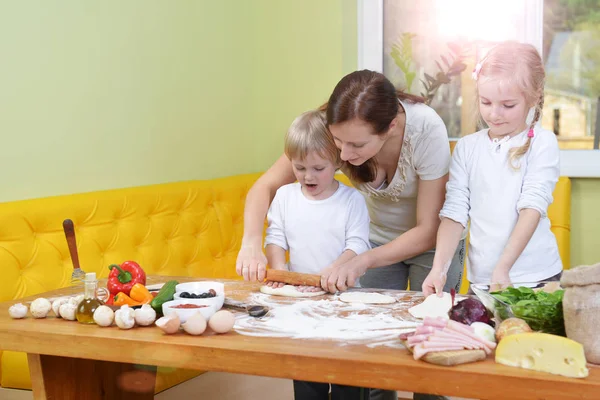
{"left": 27, "top": 353, "right": 156, "bottom": 400}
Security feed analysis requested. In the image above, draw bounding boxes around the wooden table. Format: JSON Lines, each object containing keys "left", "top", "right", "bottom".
{"left": 1, "top": 276, "right": 598, "bottom": 400}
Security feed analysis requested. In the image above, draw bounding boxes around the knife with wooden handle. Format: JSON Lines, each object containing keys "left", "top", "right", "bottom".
{"left": 265, "top": 269, "right": 322, "bottom": 287}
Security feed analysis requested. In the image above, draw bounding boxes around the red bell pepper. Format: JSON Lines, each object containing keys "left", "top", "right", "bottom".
{"left": 107, "top": 261, "right": 146, "bottom": 296}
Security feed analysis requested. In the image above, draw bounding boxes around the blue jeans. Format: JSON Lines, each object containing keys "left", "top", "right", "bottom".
{"left": 362, "top": 240, "right": 466, "bottom": 400}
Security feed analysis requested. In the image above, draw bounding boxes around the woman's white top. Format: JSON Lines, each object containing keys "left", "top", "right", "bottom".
{"left": 440, "top": 126, "right": 563, "bottom": 284}
{"left": 348, "top": 100, "right": 452, "bottom": 246}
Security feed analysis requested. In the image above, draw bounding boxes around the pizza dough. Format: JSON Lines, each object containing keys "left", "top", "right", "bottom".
{"left": 338, "top": 291, "right": 396, "bottom": 304}
{"left": 408, "top": 292, "right": 453, "bottom": 319}
{"left": 260, "top": 285, "right": 327, "bottom": 297}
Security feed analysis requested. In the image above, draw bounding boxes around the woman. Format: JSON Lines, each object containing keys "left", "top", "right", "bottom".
{"left": 237, "top": 70, "right": 464, "bottom": 297}
{"left": 237, "top": 71, "right": 464, "bottom": 400}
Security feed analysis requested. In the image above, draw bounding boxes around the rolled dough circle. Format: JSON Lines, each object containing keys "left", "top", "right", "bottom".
{"left": 338, "top": 291, "right": 396, "bottom": 304}
{"left": 260, "top": 285, "right": 327, "bottom": 297}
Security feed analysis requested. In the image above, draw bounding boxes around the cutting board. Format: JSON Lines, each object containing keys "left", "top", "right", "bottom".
{"left": 401, "top": 340, "right": 487, "bottom": 366}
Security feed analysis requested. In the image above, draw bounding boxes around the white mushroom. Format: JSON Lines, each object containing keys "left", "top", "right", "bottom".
{"left": 52, "top": 298, "right": 69, "bottom": 318}
{"left": 59, "top": 302, "right": 77, "bottom": 321}
{"left": 93, "top": 305, "right": 115, "bottom": 327}
{"left": 182, "top": 312, "right": 207, "bottom": 336}
{"left": 134, "top": 304, "right": 156, "bottom": 326}
{"left": 30, "top": 298, "right": 52, "bottom": 319}
{"left": 9, "top": 303, "right": 28, "bottom": 319}
{"left": 114, "top": 305, "right": 136, "bottom": 329}
{"left": 155, "top": 314, "right": 181, "bottom": 334}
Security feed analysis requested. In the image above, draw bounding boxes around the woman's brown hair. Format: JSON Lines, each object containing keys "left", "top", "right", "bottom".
{"left": 323, "top": 70, "right": 425, "bottom": 183}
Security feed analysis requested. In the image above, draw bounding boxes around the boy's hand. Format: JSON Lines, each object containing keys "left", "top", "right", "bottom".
{"left": 296, "top": 285, "right": 324, "bottom": 293}
{"left": 265, "top": 281, "right": 285, "bottom": 288}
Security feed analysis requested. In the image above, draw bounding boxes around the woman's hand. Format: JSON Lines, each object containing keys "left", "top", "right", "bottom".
{"left": 320, "top": 256, "right": 369, "bottom": 293}
{"left": 422, "top": 267, "right": 447, "bottom": 297}
{"left": 235, "top": 242, "right": 268, "bottom": 282}
{"left": 490, "top": 268, "right": 511, "bottom": 292}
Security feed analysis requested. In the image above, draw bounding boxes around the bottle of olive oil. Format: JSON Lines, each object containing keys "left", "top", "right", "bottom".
{"left": 76, "top": 272, "right": 104, "bottom": 324}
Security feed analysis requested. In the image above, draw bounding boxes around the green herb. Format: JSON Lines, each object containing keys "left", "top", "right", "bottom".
{"left": 490, "top": 286, "right": 566, "bottom": 336}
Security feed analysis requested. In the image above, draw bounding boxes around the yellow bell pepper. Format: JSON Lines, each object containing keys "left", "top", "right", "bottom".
{"left": 129, "top": 283, "right": 154, "bottom": 304}
{"left": 113, "top": 292, "right": 142, "bottom": 307}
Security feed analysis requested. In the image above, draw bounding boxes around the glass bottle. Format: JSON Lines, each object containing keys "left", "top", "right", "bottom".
{"left": 76, "top": 272, "right": 105, "bottom": 324}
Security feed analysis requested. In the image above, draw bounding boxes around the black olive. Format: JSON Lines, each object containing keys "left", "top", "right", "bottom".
{"left": 180, "top": 292, "right": 190, "bottom": 298}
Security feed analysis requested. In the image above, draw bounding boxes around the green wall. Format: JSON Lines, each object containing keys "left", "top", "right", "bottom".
{"left": 0, "top": 0, "right": 356, "bottom": 203}
{"left": 571, "top": 179, "right": 600, "bottom": 266}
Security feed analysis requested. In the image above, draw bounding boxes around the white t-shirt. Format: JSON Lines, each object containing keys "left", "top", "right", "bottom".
{"left": 346, "top": 100, "right": 452, "bottom": 245}
{"left": 264, "top": 181, "right": 371, "bottom": 274}
{"left": 440, "top": 126, "right": 563, "bottom": 284}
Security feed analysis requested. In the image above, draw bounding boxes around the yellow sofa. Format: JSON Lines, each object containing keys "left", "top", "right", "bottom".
{"left": 0, "top": 171, "right": 571, "bottom": 392}
{"left": 0, "top": 172, "right": 263, "bottom": 392}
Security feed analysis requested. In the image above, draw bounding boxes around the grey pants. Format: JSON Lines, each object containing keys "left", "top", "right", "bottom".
{"left": 361, "top": 240, "right": 466, "bottom": 400}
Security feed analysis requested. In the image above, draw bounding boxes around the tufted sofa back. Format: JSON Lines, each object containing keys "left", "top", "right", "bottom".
{"left": 0, "top": 173, "right": 263, "bottom": 303}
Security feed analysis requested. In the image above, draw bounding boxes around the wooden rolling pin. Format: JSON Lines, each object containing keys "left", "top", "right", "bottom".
{"left": 265, "top": 269, "right": 322, "bottom": 287}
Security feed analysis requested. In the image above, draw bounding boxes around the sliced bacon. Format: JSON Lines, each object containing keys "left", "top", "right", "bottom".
{"left": 423, "top": 316, "right": 448, "bottom": 329}
{"left": 399, "top": 331, "right": 415, "bottom": 341}
{"left": 446, "top": 320, "right": 497, "bottom": 351}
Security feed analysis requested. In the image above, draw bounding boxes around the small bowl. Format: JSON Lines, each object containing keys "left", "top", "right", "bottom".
{"left": 471, "top": 281, "right": 565, "bottom": 335}
{"left": 162, "top": 298, "right": 221, "bottom": 323}
{"left": 175, "top": 281, "right": 224, "bottom": 297}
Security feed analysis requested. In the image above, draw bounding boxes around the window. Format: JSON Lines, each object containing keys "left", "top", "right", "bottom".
{"left": 357, "top": 0, "right": 600, "bottom": 177}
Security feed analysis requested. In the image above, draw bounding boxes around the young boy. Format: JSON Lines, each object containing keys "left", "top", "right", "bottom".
{"left": 264, "top": 109, "right": 371, "bottom": 400}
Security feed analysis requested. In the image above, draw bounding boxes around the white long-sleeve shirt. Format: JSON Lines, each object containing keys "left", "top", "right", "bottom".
{"left": 440, "top": 126, "right": 563, "bottom": 284}
{"left": 265, "top": 182, "right": 371, "bottom": 274}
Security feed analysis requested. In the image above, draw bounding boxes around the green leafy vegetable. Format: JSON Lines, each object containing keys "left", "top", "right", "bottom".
{"left": 490, "top": 286, "right": 566, "bottom": 336}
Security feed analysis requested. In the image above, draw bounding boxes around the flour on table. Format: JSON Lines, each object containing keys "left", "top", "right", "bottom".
{"left": 260, "top": 284, "right": 326, "bottom": 297}
{"left": 408, "top": 292, "right": 453, "bottom": 319}
{"left": 234, "top": 292, "right": 419, "bottom": 347}
{"left": 338, "top": 291, "right": 396, "bottom": 304}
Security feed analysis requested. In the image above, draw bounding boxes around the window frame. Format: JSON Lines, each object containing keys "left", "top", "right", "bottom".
{"left": 356, "top": 0, "right": 600, "bottom": 177}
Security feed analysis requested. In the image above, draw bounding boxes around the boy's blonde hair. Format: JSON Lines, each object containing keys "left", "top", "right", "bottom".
{"left": 475, "top": 41, "right": 545, "bottom": 169}
{"left": 284, "top": 110, "right": 341, "bottom": 166}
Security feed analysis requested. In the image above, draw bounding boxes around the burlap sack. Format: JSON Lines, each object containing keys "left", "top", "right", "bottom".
{"left": 560, "top": 263, "right": 600, "bottom": 364}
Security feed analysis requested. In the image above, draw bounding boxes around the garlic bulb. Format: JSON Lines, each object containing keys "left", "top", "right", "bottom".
{"left": 115, "top": 305, "right": 135, "bottom": 329}
{"left": 155, "top": 314, "right": 181, "bottom": 334}
{"left": 52, "top": 298, "right": 69, "bottom": 318}
{"left": 134, "top": 304, "right": 156, "bottom": 326}
{"left": 30, "top": 298, "right": 52, "bottom": 318}
{"left": 69, "top": 294, "right": 84, "bottom": 306}
{"left": 9, "top": 303, "right": 28, "bottom": 319}
{"left": 182, "top": 312, "right": 207, "bottom": 336}
{"left": 93, "top": 305, "right": 115, "bottom": 327}
{"left": 59, "top": 303, "right": 77, "bottom": 321}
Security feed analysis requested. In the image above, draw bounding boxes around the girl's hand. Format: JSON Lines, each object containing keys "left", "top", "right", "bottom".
{"left": 320, "top": 257, "right": 368, "bottom": 293}
{"left": 422, "top": 267, "right": 447, "bottom": 297}
{"left": 490, "top": 268, "right": 511, "bottom": 292}
{"left": 235, "top": 243, "right": 268, "bottom": 282}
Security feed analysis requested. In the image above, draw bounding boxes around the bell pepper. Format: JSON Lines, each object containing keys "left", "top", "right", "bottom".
{"left": 113, "top": 292, "right": 142, "bottom": 307}
{"left": 107, "top": 261, "right": 146, "bottom": 296}
{"left": 129, "top": 283, "right": 154, "bottom": 304}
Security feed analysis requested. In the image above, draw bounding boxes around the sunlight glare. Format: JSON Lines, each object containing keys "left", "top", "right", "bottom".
{"left": 435, "top": 0, "right": 526, "bottom": 42}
